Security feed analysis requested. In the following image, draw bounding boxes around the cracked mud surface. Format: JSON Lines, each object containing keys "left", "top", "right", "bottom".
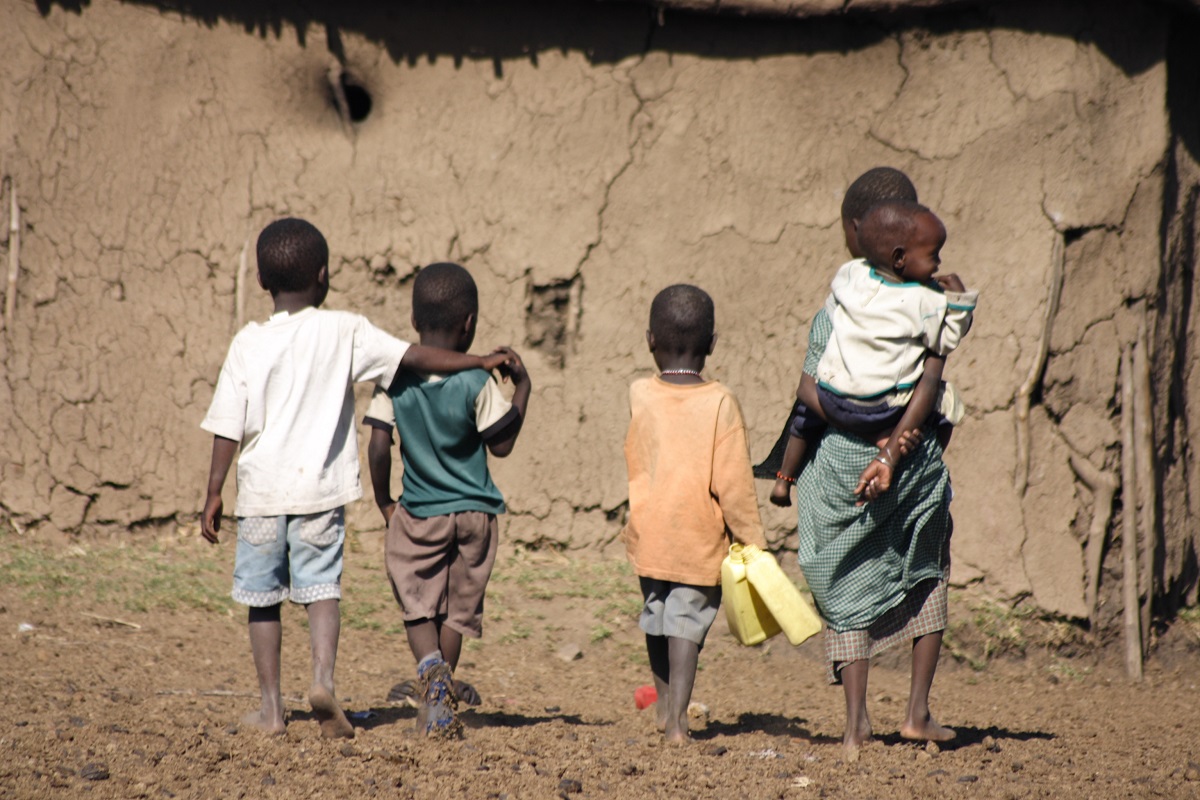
{"left": 2, "top": 535, "right": 1199, "bottom": 800}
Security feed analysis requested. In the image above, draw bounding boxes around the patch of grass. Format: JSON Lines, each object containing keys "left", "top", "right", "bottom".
{"left": 340, "top": 568, "right": 400, "bottom": 632}
{"left": 0, "top": 530, "right": 233, "bottom": 615}
{"left": 590, "top": 624, "right": 613, "bottom": 643}
{"left": 1047, "top": 658, "right": 1090, "bottom": 682}
{"left": 944, "top": 592, "right": 1089, "bottom": 670}
{"left": 498, "top": 621, "right": 532, "bottom": 644}
{"left": 1177, "top": 606, "right": 1200, "bottom": 644}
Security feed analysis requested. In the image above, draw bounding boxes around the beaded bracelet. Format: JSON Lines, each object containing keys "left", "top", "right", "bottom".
{"left": 775, "top": 471, "right": 796, "bottom": 483}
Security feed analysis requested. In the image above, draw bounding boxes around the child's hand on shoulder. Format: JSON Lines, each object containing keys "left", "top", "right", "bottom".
{"left": 496, "top": 347, "right": 529, "bottom": 386}
{"left": 935, "top": 273, "right": 966, "bottom": 293}
{"left": 480, "top": 347, "right": 515, "bottom": 374}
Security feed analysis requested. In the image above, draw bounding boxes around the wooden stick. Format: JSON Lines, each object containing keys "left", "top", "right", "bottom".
{"left": 1133, "top": 315, "right": 1156, "bottom": 654}
{"left": 327, "top": 63, "right": 351, "bottom": 132}
{"left": 1015, "top": 231, "right": 1065, "bottom": 493}
{"left": 80, "top": 612, "right": 142, "bottom": 630}
{"left": 1119, "top": 346, "right": 1142, "bottom": 680}
{"left": 235, "top": 238, "right": 249, "bottom": 329}
{"left": 4, "top": 177, "right": 18, "bottom": 334}
{"left": 1069, "top": 453, "right": 1118, "bottom": 626}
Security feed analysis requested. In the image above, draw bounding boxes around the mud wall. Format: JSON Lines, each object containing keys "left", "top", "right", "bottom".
{"left": 1, "top": 0, "right": 1195, "bottom": 622}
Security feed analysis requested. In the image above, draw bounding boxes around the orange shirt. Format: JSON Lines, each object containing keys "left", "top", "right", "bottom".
{"left": 621, "top": 377, "right": 768, "bottom": 586}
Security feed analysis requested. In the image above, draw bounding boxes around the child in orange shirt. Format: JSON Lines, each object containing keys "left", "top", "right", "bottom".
{"left": 621, "top": 284, "right": 768, "bottom": 743}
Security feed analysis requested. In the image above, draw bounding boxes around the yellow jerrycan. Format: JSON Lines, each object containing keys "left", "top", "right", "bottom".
{"left": 722, "top": 543, "right": 823, "bottom": 646}
{"left": 721, "top": 543, "right": 781, "bottom": 645}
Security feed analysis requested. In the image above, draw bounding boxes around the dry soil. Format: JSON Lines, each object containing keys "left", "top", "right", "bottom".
{"left": 1, "top": 530, "right": 1198, "bottom": 800}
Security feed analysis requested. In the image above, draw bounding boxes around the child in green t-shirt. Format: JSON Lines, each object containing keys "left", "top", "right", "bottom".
{"left": 363, "top": 263, "right": 531, "bottom": 737}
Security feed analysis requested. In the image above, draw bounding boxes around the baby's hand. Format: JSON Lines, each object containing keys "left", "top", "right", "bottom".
{"left": 935, "top": 273, "right": 966, "bottom": 293}
{"left": 769, "top": 479, "right": 793, "bottom": 508}
{"left": 894, "top": 428, "right": 923, "bottom": 457}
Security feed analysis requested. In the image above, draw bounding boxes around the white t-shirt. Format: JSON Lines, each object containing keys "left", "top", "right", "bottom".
{"left": 817, "top": 258, "right": 978, "bottom": 400}
{"left": 201, "top": 307, "right": 410, "bottom": 517}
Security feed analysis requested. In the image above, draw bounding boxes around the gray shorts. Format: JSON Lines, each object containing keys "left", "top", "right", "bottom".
{"left": 638, "top": 578, "right": 722, "bottom": 646}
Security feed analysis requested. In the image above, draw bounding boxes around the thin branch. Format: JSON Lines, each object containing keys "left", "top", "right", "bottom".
{"left": 1015, "top": 230, "right": 1065, "bottom": 493}
{"left": 1069, "top": 453, "right": 1117, "bottom": 627}
{"left": 80, "top": 612, "right": 142, "bottom": 630}
{"left": 235, "top": 237, "right": 249, "bottom": 329}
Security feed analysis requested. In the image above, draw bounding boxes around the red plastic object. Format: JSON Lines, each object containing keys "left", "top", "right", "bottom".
{"left": 634, "top": 684, "right": 658, "bottom": 710}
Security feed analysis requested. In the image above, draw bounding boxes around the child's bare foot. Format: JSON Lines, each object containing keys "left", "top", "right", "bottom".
{"left": 240, "top": 709, "right": 286, "bottom": 736}
{"left": 654, "top": 703, "right": 669, "bottom": 732}
{"left": 842, "top": 708, "right": 873, "bottom": 753}
{"left": 309, "top": 684, "right": 355, "bottom": 739}
{"left": 899, "top": 714, "right": 956, "bottom": 743}
{"left": 664, "top": 724, "right": 690, "bottom": 744}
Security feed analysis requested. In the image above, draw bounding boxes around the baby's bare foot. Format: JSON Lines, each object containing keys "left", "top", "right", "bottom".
{"left": 309, "top": 684, "right": 354, "bottom": 739}
{"left": 240, "top": 709, "right": 286, "bottom": 736}
{"left": 900, "top": 715, "right": 956, "bottom": 743}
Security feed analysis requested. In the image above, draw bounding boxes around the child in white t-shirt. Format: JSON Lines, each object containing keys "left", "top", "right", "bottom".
{"left": 200, "top": 218, "right": 510, "bottom": 739}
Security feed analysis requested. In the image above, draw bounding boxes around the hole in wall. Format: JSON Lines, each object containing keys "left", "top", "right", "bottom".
{"left": 328, "top": 69, "right": 373, "bottom": 124}
{"left": 525, "top": 275, "right": 581, "bottom": 369}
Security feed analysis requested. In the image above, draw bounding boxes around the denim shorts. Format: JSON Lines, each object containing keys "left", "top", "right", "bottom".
{"left": 231, "top": 507, "right": 345, "bottom": 606}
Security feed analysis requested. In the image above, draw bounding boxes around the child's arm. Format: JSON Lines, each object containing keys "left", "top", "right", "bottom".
{"left": 366, "top": 427, "right": 397, "bottom": 526}
{"left": 853, "top": 353, "right": 945, "bottom": 503}
{"left": 768, "top": 434, "right": 808, "bottom": 507}
{"left": 484, "top": 349, "right": 532, "bottom": 458}
{"left": 713, "top": 397, "right": 768, "bottom": 549}
{"left": 924, "top": 273, "right": 978, "bottom": 356}
{"left": 399, "top": 345, "right": 514, "bottom": 376}
{"left": 201, "top": 435, "right": 238, "bottom": 544}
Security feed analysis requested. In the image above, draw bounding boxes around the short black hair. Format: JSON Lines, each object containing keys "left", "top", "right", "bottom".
{"left": 841, "top": 167, "right": 918, "bottom": 224}
{"left": 256, "top": 218, "right": 329, "bottom": 294}
{"left": 857, "top": 200, "right": 932, "bottom": 268}
{"left": 649, "top": 284, "right": 714, "bottom": 356}
{"left": 412, "top": 262, "right": 478, "bottom": 333}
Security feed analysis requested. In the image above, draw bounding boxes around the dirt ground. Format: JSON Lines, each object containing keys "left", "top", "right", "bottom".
{"left": 1, "top": 528, "right": 1198, "bottom": 800}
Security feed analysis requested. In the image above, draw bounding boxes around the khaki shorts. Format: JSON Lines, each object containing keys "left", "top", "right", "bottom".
{"left": 386, "top": 505, "right": 499, "bottom": 638}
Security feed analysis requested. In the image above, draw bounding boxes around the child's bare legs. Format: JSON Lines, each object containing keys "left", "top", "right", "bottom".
{"left": 665, "top": 637, "right": 700, "bottom": 743}
{"left": 245, "top": 605, "right": 286, "bottom": 734}
{"left": 645, "top": 634, "right": 670, "bottom": 730}
{"left": 839, "top": 659, "right": 872, "bottom": 752}
{"left": 306, "top": 599, "right": 354, "bottom": 739}
{"left": 900, "top": 632, "right": 955, "bottom": 742}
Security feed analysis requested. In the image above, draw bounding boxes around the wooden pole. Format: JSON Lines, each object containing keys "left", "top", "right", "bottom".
{"left": 1119, "top": 346, "right": 1143, "bottom": 680}
{"left": 4, "top": 178, "right": 18, "bottom": 334}
{"left": 235, "top": 238, "right": 249, "bottom": 330}
{"left": 1133, "top": 316, "right": 1156, "bottom": 655}
{"left": 1015, "top": 231, "right": 1064, "bottom": 493}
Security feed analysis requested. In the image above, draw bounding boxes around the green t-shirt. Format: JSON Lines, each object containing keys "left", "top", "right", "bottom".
{"left": 390, "top": 369, "right": 507, "bottom": 518}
